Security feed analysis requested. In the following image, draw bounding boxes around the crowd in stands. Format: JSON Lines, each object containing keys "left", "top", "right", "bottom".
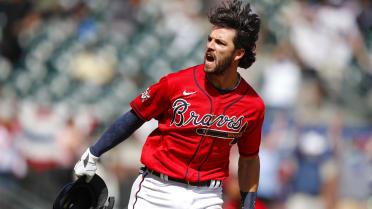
{"left": 0, "top": 0, "right": 371, "bottom": 208}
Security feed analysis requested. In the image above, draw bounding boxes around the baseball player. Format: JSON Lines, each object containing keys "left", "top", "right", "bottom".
{"left": 74, "top": 0, "right": 264, "bottom": 208}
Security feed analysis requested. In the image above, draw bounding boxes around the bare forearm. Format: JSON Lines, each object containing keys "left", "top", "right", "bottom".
{"left": 238, "top": 156, "right": 260, "bottom": 192}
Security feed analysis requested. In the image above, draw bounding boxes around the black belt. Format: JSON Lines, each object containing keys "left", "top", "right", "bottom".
{"left": 141, "top": 167, "right": 222, "bottom": 188}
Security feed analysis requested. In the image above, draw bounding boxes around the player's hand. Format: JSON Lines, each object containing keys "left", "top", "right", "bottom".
{"left": 74, "top": 148, "right": 99, "bottom": 182}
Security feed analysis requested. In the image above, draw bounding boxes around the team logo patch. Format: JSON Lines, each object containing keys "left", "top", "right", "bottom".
{"left": 141, "top": 88, "right": 150, "bottom": 102}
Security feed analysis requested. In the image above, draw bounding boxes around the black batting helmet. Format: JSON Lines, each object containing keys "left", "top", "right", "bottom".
{"left": 53, "top": 174, "right": 115, "bottom": 209}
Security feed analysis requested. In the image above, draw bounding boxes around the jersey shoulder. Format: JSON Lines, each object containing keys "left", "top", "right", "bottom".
{"left": 157, "top": 65, "right": 201, "bottom": 97}
{"left": 241, "top": 78, "right": 265, "bottom": 113}
{"left": 163, "top": 64, "right": 201, "bottom": 90}
{"left": 165, "top": 65, "right": 200, "bottom": 81}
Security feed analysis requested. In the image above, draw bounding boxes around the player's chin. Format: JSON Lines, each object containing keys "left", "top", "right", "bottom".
{"left": 204, "top": 61, "right": 216, "bottom": 73}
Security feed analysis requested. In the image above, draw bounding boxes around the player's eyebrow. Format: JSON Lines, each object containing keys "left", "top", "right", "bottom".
{"left": 207, "top": 35, "right": 227, "bottom": 45}
{"left": 216, "top": 39, "right": 226, "bottom": 45}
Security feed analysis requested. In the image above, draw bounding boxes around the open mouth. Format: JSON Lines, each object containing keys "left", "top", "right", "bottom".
{"left": 205, "top": 53, "right": 215, "bottom": 62}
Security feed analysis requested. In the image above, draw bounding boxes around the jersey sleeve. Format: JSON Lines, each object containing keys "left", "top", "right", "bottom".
{"left": 130, "top": 76, "right": 170, "bottom": 121}
{"left": 238, "top": 108, "right": 265, "bottom": 157}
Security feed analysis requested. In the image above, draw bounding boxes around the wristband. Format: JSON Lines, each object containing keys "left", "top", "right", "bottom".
{"left": 240, "top": 191, "right": 257, "bottom": 209}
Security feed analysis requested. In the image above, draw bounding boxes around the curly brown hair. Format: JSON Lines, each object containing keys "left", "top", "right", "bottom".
{"left": 208, "top": 0, "right": 260, "bottom": 69}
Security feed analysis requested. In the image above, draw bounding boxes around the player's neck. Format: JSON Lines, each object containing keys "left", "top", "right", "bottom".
{"left": 206, "top": 66, "right": 239, "bottom": 90}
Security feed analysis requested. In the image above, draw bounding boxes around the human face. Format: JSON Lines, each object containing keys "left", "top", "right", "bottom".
{"left": 204, "top": 26, "right": 237, "bottom": 75}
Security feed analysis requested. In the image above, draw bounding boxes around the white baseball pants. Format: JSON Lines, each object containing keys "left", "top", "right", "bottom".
{"left": 127, "top": 172, "right": 223, "bottom": 209}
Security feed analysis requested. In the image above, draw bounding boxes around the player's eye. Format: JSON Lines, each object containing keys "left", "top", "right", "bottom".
{"left": 216, "top": 40, "right": 226, "bottom": 46}
{"left": 207, "top": 36, "right": 212, "bottom": 42}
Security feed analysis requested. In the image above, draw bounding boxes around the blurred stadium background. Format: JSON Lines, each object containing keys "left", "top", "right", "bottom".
{"left": 0, "top": 0, "right": 371, "bottom": 209}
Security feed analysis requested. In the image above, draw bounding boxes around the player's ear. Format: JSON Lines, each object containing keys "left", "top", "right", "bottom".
{"left": 233, "top": 48, "right": 245, "bottom": 62}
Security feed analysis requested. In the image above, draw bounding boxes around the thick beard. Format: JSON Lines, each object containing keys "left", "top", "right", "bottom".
{"left": 207, "top": 52, "right": 234, "bottom": 76}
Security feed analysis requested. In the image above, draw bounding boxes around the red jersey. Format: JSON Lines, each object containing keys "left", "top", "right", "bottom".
{"left": 130, "top": 64, "right": 265, "bottom": 182}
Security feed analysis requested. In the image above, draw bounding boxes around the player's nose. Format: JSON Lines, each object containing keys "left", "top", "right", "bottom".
{"left": 206, "top": 40, "right": 216, "bottom": 51}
